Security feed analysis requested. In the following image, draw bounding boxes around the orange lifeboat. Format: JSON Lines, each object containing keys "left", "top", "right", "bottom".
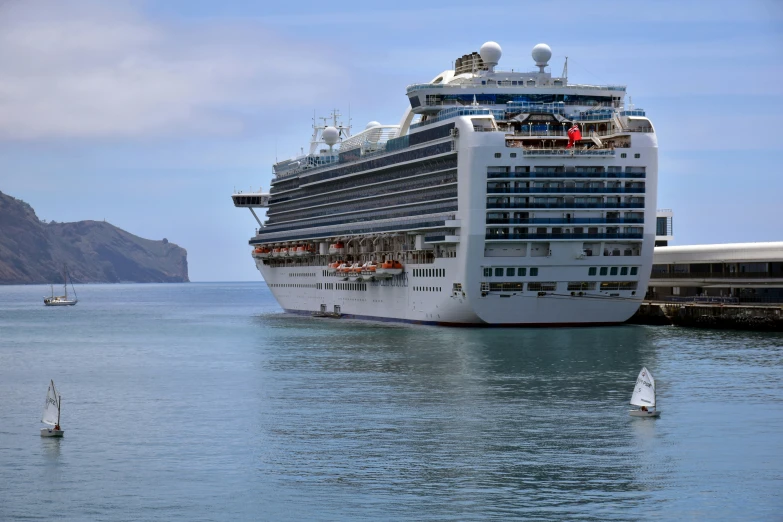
{"left": 376, "top": 260, "right": 403, "bottom": 278}
{"left": 327, "top": 260, "right": 343, "bottom": 274}
{"left": 328, "top": 242, "right": 345, "bottom": 255}
{"left": 347, "top": 263, "right": 362, "bottom": 280}
{"left": 337, "top": 263, "right": 351, "bottom": 280}
{"left": 252, "top": 247, "right": 271, "bottom": 258}
{"left": 280, "top": 247, "right": 289, "bottom": 257}
{"left": 271, "top": 247, "right": 282, "bottom": 258}
{"left": 294, "top": 246, "right": 306, "bottom": 257}
{"left": 360, "top": 261, "right": 378, "bottom": 281}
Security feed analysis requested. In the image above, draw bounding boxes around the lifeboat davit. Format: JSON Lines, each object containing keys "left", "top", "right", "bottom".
{"left": 376, "top": 260, "right": 403, "bottom": 278}
{"left": 328, "top": 242, "right": 345, "bottom": 255}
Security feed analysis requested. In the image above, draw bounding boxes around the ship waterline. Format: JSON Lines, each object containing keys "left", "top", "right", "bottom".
{"left": 234, "top": 42, "right": 657, "bottom": 325}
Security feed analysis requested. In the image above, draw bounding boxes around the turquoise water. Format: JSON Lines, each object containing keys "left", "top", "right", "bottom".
{"left": 0, "top": 283, "right": 781, "bottom": 521}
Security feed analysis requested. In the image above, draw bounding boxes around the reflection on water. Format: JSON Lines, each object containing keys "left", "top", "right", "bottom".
{"left": 40, "top": 437, "right": 62, "bottom": 469}
{"left": 0, "top": 284, "right": 781, "bottom": 521}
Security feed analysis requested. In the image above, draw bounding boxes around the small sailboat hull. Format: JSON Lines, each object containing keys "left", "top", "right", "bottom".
{"left": 43, "top": 299, "right": 77, "bottom": 306}
{"left": 629, "top": 409, "right": 661, "bottom": 417}
{"left": 40, "top": 427, "right": 64, "bottom": 437}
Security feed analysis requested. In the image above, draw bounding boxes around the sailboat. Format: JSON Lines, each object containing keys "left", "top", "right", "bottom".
{"left": 44, "top": 265, "right": 78, "bottom": 306}
{"left": 629, "top": 366, "right": 661, "bottom": 417}
{"left": 41, "top": 380, "right": 64, "bottom": 437}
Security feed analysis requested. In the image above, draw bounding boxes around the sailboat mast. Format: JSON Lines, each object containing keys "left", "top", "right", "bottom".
{"left": 58, "top": 395, "right": 61, "bottom": 425}
{"left": 63, "top": 266, "right": 67, "bottom": 299}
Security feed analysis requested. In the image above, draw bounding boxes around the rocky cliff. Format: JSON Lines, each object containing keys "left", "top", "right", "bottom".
{"left": 0, "top": 191, "right": 189, "bottom": 284}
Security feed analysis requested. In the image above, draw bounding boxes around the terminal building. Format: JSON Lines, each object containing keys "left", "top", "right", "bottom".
{"left": 649, "top": 240, "right": 783, "bottom": 304}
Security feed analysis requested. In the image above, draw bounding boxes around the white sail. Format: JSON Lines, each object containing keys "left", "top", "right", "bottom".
{"left": 42, "top": 380, "right": 60, "bottom": 426}
{"left": 630, "top": 367, "right": 656, "bottom": 407}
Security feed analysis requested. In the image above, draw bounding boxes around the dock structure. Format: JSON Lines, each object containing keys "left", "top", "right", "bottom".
{"left": 628, "top": 242, "right": 783, "bottom": 330}
{"left": 647, "top": 242, "right": 783, "bottom": 305}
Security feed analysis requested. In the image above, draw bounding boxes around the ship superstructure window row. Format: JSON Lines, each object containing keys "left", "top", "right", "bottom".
{"left": 252, "top": 214, "right": 456, "bottom": 244}
{"left": 271, "top": 141, "right": 454, "bottom": 193}
{"left": 258, "top": 201, "right": 458, "bottom": 237}
{"left": 270, "top": 162, "right": 457, "bottom": 211}
{"left": 269, "top": 189, "right": 457, "bottom": 227}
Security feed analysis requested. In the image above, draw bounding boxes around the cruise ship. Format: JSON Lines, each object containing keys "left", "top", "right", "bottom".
{"left": 232, "top": 42, "right": 658, "bottom": 325}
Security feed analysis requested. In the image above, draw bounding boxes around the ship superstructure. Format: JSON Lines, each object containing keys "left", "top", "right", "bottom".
{"left": 233, "top": 42, "right": 658, "bottom": 325}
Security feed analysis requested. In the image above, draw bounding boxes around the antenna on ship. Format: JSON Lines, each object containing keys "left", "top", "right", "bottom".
{"left": 562, "top": 56, "right": 568, "bottom": 79}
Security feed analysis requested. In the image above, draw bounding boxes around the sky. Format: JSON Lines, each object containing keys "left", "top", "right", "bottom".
{"left": 0, "top": 0, "right": 781, "bottom": 281}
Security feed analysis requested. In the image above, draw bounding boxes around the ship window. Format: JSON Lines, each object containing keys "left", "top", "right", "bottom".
{"left": 600, "top": 267, "right": 608, "bottom": 276}
{"left": 630, "top": 267, "right": 638, "bottom": 275}
{"left": 621, "top": 267, "right": 628, "bottom": 275}
{"left": 530, "top": 267, "right": 539, "bottom": 276}
{"left": 506, "top": 268, "right": 515, "bottom": 276}
{"left": 621, "top": 153, "right": 627, "bottom": 158}
{"left": 494, "top": 153, "right": 502, "bottom": 158}
{"left": 495, "top": 268, "right": 503, "bottom": 277}
{"left": 510, "top": 153, "right": 517, "bottom": 158}
{"left": 610, "top": 267, "right": 618, "bottom": 275}
{"left": 634, "top": 153, "right": 641, "bottom": 158}
{"left": 484, "top": 268, "right": 492, "bottom": 277}
{"left": 589, "top": 267, "right": 597, "bottom": 276}
{"left": 518, "top": 267, "right": 526, "bottom": 276}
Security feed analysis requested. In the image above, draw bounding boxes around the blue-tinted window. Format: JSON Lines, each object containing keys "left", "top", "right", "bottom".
{"left": 589, "top": 267, "right": 597, "bottom": 276}
{"left": 518, "top": 267, "right": 526, "bottom": 276}
{"left": 630, "top": 267, "right": 638, "bottom": 275}
{"left": 600, "top": 267, "right": 608, "bottom": 276}
{"left": 530, "top": 267, "right": 539, "bottom": 276}
{"left": 495, "top": 268, "right": 503, "bottom": 277}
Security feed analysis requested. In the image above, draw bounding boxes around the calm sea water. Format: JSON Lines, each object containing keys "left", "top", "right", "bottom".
{"left": 0, "top": 282, "right": 781, "bottom": 521}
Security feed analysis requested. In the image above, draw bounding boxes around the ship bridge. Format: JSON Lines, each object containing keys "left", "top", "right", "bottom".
{"left": 232, "top": 190, "right": 269, "bottom": 227}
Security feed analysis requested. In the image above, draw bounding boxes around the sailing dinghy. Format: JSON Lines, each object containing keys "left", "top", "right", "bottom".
{"left": 629, "top": 367, "right": 661, "bottom": 417}
{"left": 41, "top": 380, "right": 64, "bottom": 437}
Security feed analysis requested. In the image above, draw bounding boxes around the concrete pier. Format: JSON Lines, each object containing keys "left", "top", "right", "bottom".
{"left": 628, "top": 301, "right": 783, "bottom": 331}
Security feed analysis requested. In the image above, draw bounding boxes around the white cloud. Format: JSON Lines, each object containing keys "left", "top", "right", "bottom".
{"left": 0, "top": 0, "right": 347, "bottom": 140}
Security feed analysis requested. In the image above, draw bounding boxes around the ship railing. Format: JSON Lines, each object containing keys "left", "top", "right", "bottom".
{"left": 520, "top": 148, "right": 617, "bottom": 156}
{"left": 406, "top": 82, "right": 626, "bottom": 93}
{"left": 487, "top": 202, "right": 644, "bottom": 209}
{"left": 487, "top": 171, "right": 645, "bottom": 179}
{"left": 486, "top": 218, "right": 644, "bottom": 225}
{"left": 486, "top": 233, "right": 643, "bottom": 240}
{"left": 487, "top": 187, "right": 646, "bottom": 194}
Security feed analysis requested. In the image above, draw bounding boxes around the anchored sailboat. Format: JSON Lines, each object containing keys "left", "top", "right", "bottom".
{"left": 629, "top": 366, "right": 661, "bottom": 417}
{"left": 41, "top": 380, "right": 64, "bottom": 437}
{"left": 44, "top": 265, "right": 77, "bottom": 306}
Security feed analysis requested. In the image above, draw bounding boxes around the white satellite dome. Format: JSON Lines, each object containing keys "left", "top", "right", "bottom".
{"left": 532, "top": 43, "right": 552, "bottom": 68}
{"left": 365, "top": 121, "right": 381, "bottom": 130}
{"left": 479, "top": 41, "right": 502, "bottom": 69}
{"left": 322, "top": 126, "right": 340, "bottom": 146}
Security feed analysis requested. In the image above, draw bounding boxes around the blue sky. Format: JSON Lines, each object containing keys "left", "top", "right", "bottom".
{"left": 0, "top": 0, "right": 781, "bottom": 281}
